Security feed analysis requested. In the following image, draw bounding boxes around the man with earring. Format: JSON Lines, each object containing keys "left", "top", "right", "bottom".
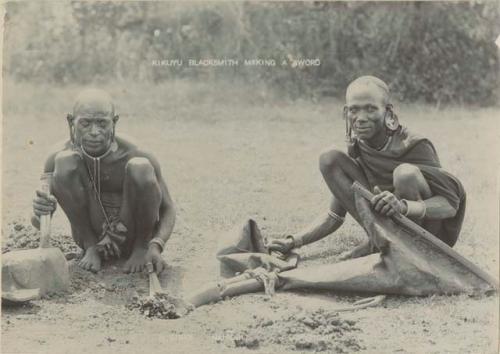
{"left": 269, "top": 76, "right": 466, "bottom": 259}
{"left": 31, "top": 88, "right": 176, "bottom": 273}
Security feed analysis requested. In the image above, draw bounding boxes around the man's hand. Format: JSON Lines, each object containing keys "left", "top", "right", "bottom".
{"left": 31, "top": 190, "right": 57, "bottom": 229}
{"left": 145, "top": 243, "right": 166, "bottom": 274}
{"left": 371, "top": 186, "right": 407, "bottom": 216}
{"left": 267, "top": 236, "right": 295, "bottom": 255}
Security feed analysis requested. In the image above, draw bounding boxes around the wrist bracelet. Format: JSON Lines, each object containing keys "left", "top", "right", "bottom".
{"left": 401, "top": 199, "right": 426, "bottom": 219}
{"left": 287, "top": 234, "right": 303, "bottom": 248}
{"left": 149, "top": 238, "right": 165, "bottom": 252}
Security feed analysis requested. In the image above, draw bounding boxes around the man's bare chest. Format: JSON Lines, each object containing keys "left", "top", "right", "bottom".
{"left": 82, "top": 157, "right": 132, "bottom": 194}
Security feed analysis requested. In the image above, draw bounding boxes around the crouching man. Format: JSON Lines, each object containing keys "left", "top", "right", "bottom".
{"left": 31, "top": 89, "right": 176, "bottom": 273}
{"left": 269, "top": 76, "right": 466, "bottom": 259}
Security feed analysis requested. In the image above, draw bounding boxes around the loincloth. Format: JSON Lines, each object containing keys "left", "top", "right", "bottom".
{"left": 98, "top": 193, "right": 130, "bottom": 250}
{"left": 100, "top": 193, "right": 122, "bottom": 222}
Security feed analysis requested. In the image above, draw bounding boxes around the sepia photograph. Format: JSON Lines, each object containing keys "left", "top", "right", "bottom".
{"left": 1, "top": 1, "right": 499, "bottom": 353}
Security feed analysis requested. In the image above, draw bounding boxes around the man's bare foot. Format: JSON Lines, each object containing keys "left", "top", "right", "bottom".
{"left": 338, "top": 240, "right": 373, "bottom": 261}
{"left": 124, "top": 246, "right": 148, "bottom": 273}
{"left": 78, "top": 246, "right": 102, "bottom": 273}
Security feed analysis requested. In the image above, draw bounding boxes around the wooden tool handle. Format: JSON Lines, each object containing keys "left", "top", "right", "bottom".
{"left": 147, "top": 263, "right": 163, "bottom": 296}
{"left": 39, "top": 173, "right": 54, "bottom": 249}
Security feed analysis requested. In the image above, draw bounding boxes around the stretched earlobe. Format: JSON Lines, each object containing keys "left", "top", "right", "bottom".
{"left": 342, "top": 106, "right": 348, "bottom": 116}
{"left": 111, "top": 115, "right": 119, "bottom": 142}
{"left": 67, "top": 114, "right": 76, "bottom": 145}
{"left": 384, "top": 105, "right": 400, "bottom": 132}
{"left": 343, "top": 106, "right": 353, "bottom": 142}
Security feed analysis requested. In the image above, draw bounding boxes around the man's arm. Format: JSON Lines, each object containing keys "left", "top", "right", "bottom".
{"left": 291, "top": 197, "right": 346, "bottom": 247}
{"left": 140, "top": 152, "right": 176, "bottom": 273}
{"left": 141, "top": 152, "right": 176, "bottom": 247}
{"left": 31, "top": 152, "right": 58, "bottom": 229}
{"left": 421, "top": 196, "right": 456, "bottom": 219}
{"left": 268, "top": 197, "right": 346, "bottom": 253}
{"left": 372, "top": 188, "right": 457, "bottom": 220}
{"left": 153, "top": 177, "right": 176, "bottom": 244}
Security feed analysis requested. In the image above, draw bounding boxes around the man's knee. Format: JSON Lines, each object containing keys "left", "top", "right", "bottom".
{"left": 393, "top": 163, "right": 422, "bottom": 186}
{"left": 393, "top": 164, "right": 430, "bottom": 200}
{"left": 319, "top": 149, "right": 347, "bottom": 175}
{"left": 54, "top": 151, "right": 82, "bottom": 179}
{"left": 125, "top": 157, "right": 157, "bottom": 188}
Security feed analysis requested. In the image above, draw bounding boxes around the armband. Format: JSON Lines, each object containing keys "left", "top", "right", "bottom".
{"left": 327, "top": 210, "right": 345, "bottom": 224}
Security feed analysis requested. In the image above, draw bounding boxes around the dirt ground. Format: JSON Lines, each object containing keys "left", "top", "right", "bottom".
{"left": 2, "top": 81, "right": 499, "bottom": 353}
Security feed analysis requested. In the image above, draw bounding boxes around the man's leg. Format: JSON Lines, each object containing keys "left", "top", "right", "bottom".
{"left": 52, "top": 151, "right": 102, "bottom": 272}
{"left": 120, "top": 157, "right": 162, "bottom": 273}
{"left": 319, "top": 149, "right": 373, "bottom": 259}
{"left": 319, "top": 149, "right": 370, "bottom": 222}
{"left": 393, "top": 163, "right": 442, "bottom": 236}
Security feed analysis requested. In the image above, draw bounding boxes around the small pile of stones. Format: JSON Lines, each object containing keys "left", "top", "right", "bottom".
{"left": 127, "top": 293, "right": 187, "bottom": 320}
{"left": 2, "top": 221, "right": 80, "bottom": 259}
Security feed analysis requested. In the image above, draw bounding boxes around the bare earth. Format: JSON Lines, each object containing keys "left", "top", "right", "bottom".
{"left": 2, "top": 82, "right": 498, "bottom": 353}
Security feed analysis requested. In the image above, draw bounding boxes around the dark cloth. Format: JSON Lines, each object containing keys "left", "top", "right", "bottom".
{"left": 276, "top": 187, "right": 494, "bottom": 296}
{"left": 348, "top": 127, "right": 466, "bottom": 247}
{"left": 194, "top": 205, "right": 495, "bottom": 307}
{"left": 216, "top": 219, "right": 299, "bottom": 277}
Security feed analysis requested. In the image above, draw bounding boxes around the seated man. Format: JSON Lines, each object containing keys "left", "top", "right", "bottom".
{"left": 31, "top": 89, "right": 176, "bottom": 273}
{"left": 269, "top": 76, "right": 466, "bottom": 259}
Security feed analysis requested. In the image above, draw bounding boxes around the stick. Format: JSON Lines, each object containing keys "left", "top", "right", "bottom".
{"left": 146, "top": 263, "right": 163, "bottom": 297}
{"left": 39, "top": 173, "right": 53, "bottom": 249}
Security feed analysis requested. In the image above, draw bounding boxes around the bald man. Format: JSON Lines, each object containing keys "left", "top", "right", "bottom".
{"left": 269, "top": 76, "right": 466, "bottom": 259}
{"left": 31, "top": 89, "right": 176, "bottom": 273}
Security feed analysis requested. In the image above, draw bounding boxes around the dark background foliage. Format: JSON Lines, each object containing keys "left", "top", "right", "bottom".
{"left": 3, "top": 1, "right": 499, "bottom": 105}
